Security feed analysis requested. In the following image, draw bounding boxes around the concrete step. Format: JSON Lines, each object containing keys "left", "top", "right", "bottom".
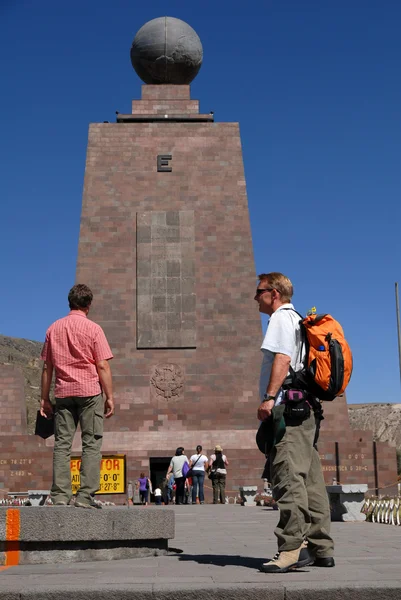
{"left": 0, "top": 506, "right": 174, "bottom": 565}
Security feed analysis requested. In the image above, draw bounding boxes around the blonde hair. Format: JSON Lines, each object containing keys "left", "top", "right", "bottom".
{"left": 258, "top": 272, "right": 293, "bottom": 303}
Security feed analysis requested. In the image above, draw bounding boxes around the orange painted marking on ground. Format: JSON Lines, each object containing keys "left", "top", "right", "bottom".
{"left": 4, "top": 509, "right": 21, "bottom": 566}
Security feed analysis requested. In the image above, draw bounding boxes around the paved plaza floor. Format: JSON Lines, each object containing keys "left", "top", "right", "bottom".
{"left": 1, "top": 504, "right": 401, "bottom": 599}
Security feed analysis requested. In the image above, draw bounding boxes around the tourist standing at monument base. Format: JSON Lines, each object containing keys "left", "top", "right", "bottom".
{"left": 255, "top": 272, "right": 334, "bottom": 573}
{"left": 189, "top": 445, "right": 209, "bottom": 504}
{"left": 166, "top": 447, "right": 189, "bottom": 505}
{"left": 208, "top": 445, "right": 229, "bottom": 504}
{"left": 40, "top": 284, "right": 114, "bottom": 509}
{"left": 136, "top": 472, "right": 152, "bottom": 506}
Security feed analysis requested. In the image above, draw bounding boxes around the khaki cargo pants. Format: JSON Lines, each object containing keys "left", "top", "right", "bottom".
{"left": 212, "top": 473, "right": 226, "bottom": 504}
{"left": 270, "top": 411, "right": 334, "bottom": 557}
{"left": 51, "top": 394, "right": 104, "bottom": 505}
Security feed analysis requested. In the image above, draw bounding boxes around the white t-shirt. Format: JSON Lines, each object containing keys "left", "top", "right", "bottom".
{"left": 154, "top": 488, "right": 162, "bottom": 497}
{"left": 170, "top": 455, "right": 189, "bottom": 478}
{"left": 259, "top": 303, "right": 305, "bottom": 406}
{"left": 190, "top": 454, "right": 208, "bottom": 471}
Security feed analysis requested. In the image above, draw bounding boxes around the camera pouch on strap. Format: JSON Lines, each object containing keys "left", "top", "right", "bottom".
{"left": 283, "top": 389, "right": 311, "bottom": 421}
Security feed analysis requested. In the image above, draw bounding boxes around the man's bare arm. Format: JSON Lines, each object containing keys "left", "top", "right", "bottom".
{"left": 257, "top": 353, "right": 291, "bottom": 421}
{"left": 96, "top": 359, "right": 114, "bottom": 418}
{"left": 40, "top": 361, "right": 54, "bottom": 418}
{"left": 266, "top": 353, "right": 291, "bottom": 397}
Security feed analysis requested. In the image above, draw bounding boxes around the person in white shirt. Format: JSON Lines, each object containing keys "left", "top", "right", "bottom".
{"left": 166, "top": 447, "right": 189, "bottom": 505}
{"left": 255, "top": 272, "right": 333, "bottom": 574}
{"left": 208, "top": 445, "right": 229, "bottom": 504}
{"left": 154, "top": 487, "right": 162, "bottom": 505}
{"left": 189, "top": 445, "right": 209, "bottom": 504}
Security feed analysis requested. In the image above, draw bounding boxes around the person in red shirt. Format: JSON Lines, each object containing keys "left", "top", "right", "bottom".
{"left": 40, "top": 284, "right": 114, "bottom": 508}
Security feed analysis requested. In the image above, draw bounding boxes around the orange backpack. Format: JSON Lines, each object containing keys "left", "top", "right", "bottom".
{"left": 285, "top": 311, "right": 353, "bottom": 401}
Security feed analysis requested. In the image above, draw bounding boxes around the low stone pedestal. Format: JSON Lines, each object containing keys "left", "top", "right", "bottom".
{"left": 326, "top": 484, "right": 368, "bottom": 522}
{"left": 27, "top": 490, "right": 49, "bottom": 506}
{"left": 0, "top": 506, "right": 174, "bottom": 565}
{"left": 239, "top": 486, "right": 258, "bottom": 506}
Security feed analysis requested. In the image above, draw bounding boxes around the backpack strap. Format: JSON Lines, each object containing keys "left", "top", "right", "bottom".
{"left": 280, "top": 308, "right": 307, "bottom": 388}
{"left": 280, "top": 307, "right": 304, "bottom": 319}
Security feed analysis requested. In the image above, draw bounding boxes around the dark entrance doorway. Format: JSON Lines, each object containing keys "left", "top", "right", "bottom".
{"left": 149, "top": 457, "right": 171, "bottom": 501}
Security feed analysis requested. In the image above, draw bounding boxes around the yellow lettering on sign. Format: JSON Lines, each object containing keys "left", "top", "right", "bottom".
{"left": 70, "top": 455, "right": 126, "bottom": 495}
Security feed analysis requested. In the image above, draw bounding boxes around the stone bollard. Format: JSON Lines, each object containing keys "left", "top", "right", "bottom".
{"left": 27, "top": 490, "right": 50, "bottom": 506}
{"left": 239, "top": 486, "right": 258, "bottom": 507}
{"left": 326, "top": 484, "right": 368, "bottom": 522}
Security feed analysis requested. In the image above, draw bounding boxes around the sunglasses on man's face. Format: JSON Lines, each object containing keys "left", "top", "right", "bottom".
{"left": 255, "top": 287, "right": 274, "bottom": 298}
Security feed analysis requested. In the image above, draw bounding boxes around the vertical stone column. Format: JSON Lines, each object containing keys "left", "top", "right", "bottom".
{"left": 75, "top": 83, "right": 265, "bottom": 494}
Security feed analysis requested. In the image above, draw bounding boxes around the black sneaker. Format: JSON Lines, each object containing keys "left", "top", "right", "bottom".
{"left": 313, "top": 557, "right": 335, "bottom": 567}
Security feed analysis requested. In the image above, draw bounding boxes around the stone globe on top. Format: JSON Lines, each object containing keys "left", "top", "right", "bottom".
{"left": 131, "top": 16, "right": 203, "bottom": 85}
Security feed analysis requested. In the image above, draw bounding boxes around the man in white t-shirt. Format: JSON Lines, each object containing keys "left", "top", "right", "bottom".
{"left": 255, "top": 272, "right": 334, "bottom": 574}
{"left": 189, "top": 445, "right": 208, "bottom": 504}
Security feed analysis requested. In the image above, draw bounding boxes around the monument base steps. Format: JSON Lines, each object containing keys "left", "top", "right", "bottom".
{"left": 0, "top": 506, "right": 174, "bottom": 565}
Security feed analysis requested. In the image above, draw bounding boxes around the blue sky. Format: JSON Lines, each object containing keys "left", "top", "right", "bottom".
{"left": 1, "top": 0, "right": 400, "bottom": 405}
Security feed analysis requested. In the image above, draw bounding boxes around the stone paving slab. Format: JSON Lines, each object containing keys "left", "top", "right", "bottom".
{"left": 1, "top": 505, "right": 401, "bottom": 599}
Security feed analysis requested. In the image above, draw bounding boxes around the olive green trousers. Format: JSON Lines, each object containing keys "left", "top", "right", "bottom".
{"left": 212, "top": 473, "right": 226, "bottom": 504}
{"left": 270, "top": 411, "right": 334, "bottom": 557}
{"left": 51, "top": 394, "right": 104, "bottom": 505}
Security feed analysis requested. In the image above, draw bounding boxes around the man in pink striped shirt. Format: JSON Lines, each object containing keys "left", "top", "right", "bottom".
{"left": 40, "top": 284, "right": 114, "bottom": 508}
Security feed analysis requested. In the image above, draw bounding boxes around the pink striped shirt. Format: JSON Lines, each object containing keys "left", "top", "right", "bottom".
{"left": 41, "top": 310, "right": 113, "bottom": 398}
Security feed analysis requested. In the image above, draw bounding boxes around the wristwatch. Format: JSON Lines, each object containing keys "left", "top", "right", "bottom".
{"left": 263, "top": 394, "right": 276, "bottom": 402}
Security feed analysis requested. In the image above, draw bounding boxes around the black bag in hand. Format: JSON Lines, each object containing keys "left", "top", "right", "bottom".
{"left": 35, "top": 410, "right": 54, "bottom": 439}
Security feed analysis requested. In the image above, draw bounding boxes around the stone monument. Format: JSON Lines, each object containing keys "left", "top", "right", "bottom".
{"left": 0, "top": 17, "right": 397, "bottom": 503}
{"left": 74, "top": 16, "right": 263, "bottom": 499}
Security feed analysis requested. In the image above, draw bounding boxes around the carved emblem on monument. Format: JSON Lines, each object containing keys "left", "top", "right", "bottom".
{"left": 151, "top": 364, "right": 184, "bottom": 399}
